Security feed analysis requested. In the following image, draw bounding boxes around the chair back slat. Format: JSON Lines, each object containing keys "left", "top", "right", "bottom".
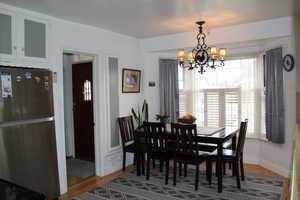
{"left": 143, "top": 122, "right": 167, "bottom": 152}
{"left": 236, "top": 119, "right": 248, "bottom": 156}
{"left": 118, "top": 116, "right": 135, "bottom": 146}
{"left": 171, "top": 123, "right": 198, "bottom": 156}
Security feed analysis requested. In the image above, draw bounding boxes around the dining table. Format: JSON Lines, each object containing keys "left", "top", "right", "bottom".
{"left": 134, "top": 125, "right": 239, "bottom": 193}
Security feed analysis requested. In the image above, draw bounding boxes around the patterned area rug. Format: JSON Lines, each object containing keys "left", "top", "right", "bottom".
{"left": 73, "top": 166, "right": 283, "bottom": 200}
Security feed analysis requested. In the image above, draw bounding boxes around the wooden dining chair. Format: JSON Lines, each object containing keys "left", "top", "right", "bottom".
{"left": 170, "top": 123, "right": 209, "bottom": 190}
{"left": 143, "top": 122, "right": 171, "bottom": 184}
{"left": 118, "top": 116, "right": 139, "bottom": 171}
{"left": 207, "top": 119, "right": 248, "bottom": 189}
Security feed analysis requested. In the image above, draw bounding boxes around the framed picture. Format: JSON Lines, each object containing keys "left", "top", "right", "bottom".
{"left": 122, "top": 68, "right": 141, "bottom": 93}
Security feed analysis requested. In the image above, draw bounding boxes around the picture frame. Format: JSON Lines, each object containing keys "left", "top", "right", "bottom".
{"left": 122, "top": 68, "right": 141, "bottom": 93}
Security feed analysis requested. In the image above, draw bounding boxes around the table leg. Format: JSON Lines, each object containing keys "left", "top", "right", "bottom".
{"left": 217, "top": 143, "right": 223, "bottom": 193}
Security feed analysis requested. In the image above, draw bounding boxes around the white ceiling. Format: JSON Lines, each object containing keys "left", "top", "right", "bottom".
{"left": 0, "top": 0, "right": 293, "bottom": 38}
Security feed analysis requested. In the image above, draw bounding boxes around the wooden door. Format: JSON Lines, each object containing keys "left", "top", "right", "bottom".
{"left": 72, "top": 62, "right": 94, "bottom": 162}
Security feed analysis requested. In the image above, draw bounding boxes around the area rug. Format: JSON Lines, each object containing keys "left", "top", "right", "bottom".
{"left": 72, "top": 166, "right": 283, "bottom": 200}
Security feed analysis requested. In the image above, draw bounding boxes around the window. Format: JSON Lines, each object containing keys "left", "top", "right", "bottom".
{"left": 83, "top": 80, "right": 92, "bottom": 101}
{"left": 179, "top": 56, "right": 265, "bottom": 139}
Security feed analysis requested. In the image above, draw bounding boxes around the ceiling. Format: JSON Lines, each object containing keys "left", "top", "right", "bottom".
{"left": 0, "top": 0, "right": 294, "bottom": 38}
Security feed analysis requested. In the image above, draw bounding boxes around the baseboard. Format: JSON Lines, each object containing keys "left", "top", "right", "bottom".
{"left": 244, "top": 156, "right": 259, "bottom": 165}
{"left": 259, "top": 159, "right": 290, "bottom": 177}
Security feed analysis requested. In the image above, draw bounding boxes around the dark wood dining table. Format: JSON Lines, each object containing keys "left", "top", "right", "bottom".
{"left": 134, "top": 125, "right": 239, "bottom": 193}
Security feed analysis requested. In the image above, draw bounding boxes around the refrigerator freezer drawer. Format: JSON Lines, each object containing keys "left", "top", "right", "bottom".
{"left": 0, "top": 120, "right": 59, "bottom": 199}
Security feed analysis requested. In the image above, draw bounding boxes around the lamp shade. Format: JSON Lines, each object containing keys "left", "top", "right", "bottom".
{"left": 188, "top": 51, "right": 194, "bottom": 62}
{"left": 219, "top": 48, "right": 226, "bottom": 60}
{"left": 210, "top": 46, "right": 218, "bottom": 59}
{"left": 177, "top": 49, "right": 185, "bottom": 61}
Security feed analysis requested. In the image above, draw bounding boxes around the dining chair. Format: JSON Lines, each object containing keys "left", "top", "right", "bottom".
{"left": 207, "top": 119, "right": 248, "bottom": 189}
{"left": 170, "top": 123, "right": 209, "bottom": 190}
{"left": 143, "top": 122, "right": 171, "bottom": 184}
{"left": 118, "top": 116, "right": 140, "bottom": 171}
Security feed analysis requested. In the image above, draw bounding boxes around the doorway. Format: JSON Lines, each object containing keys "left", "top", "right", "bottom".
{"left": 63, "top": 52, "right": 96, "bottom": 188}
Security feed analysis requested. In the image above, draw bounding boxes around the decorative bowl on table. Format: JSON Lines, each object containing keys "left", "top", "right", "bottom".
{"left": 178, "top": 114, "right": 197, "bottom": 124}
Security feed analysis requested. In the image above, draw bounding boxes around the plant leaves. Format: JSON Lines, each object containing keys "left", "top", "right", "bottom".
{"left": 131, "top": 108, "right": 138, "bottom": 120}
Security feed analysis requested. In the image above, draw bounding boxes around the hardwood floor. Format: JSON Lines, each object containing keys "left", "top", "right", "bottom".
{"left": 67, "top": 176, "right": 84, "bottom": 187}
{"left": 59, "top": 164, "right": 290, "bottom": 200}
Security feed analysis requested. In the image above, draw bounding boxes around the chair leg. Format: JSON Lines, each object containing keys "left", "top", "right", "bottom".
{"left": 160, "top": 159, "right": 163, "bottom": 172}
{"left": 184, "top": 164, "right": 187, "bottom": 177}
{"left": 141, "top": 153, "right": 145, "bottom": 175}
{"left": 240, "top": 156, "right": 245, "bottom": 181}
{"left": 232, "top": 160, "right": 235, "bottom": 176}
{"left": 215, "top": 160, "right": 218, "bottom": 177}
{"left": 233, "top": 159, "right": 241, "bottom": 189}
{"left": 153, "top": 159, "right": 156, "bottom": 168}
{"left": 133, "top": 153, "right": 136, "bottom": 166}
{"left": 207, "top": 160, "right": 212, "bottom": 185}
{"left": 195, "top": 164, "right": 199, "bottom": 190}
{"left": 179, "top": 162, "right": 182, "bottom": 176}
{"left": 206, "top": 161, "right": 209, "bottom": 181}
{"left": 146, "top": 156, "right": 150, "bottom": 180}
{"left": 165, "top": 160, "right": 169, "bottom": 185}
{"left": 136, "top": 153, "right": 141, "bottom": 176}
{"left": 122, "top": 151, "right": 126, "bottom": 171}
{"left": 173, "top": 161, "right": 177, "bottom": 186}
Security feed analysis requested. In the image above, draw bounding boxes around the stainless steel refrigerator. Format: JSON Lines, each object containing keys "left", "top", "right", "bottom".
{"left": 0, "top": 66, "right": 59, "bottom": 199}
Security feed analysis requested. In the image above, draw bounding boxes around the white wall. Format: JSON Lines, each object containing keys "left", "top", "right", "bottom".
{"left": 0, "top": 2, "right": 144, "bottom": 195}
{"left": 52, "top": 17, "right": 144, "bottom": 193}
{"left": 141, "top": 17, "right": 295, "bottom": 177}
{"left": 63, "top": 54, "right": 74, "bottom": 157}
{"left": 258, "top": 37, "right": 296, "bottom": 177}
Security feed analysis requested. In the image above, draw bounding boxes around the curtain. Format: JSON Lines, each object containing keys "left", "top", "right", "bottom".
{"left": 159, "top": 59, "right": 179, "bottom": 122}
{"left": 240, "top": 54, "right": 265, "bottom": 138}
{"left": 265, "top": 48, "right": 285, "bottom": 144}
{"left": 180, "top": 56, "right": 265, "bottom": 138}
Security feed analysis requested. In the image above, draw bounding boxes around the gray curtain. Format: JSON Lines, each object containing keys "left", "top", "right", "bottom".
{"left": 265, "top": 47, "right": 285, "bottom": 144}
{"left": 159, "top": 59, "right": 179, "bottom": 122}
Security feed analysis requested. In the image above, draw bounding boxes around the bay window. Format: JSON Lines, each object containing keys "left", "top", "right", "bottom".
{"left": 179, "top": 56, "right": 266, "bottom": 139}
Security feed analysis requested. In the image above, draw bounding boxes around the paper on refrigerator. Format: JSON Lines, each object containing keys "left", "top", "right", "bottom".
{"left": 1, "top": 72, "right": 13, "bottom": 98}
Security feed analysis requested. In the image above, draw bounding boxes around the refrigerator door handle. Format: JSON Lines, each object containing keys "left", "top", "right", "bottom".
{"left": 0, "top": 117, "right": 55, "bottom": 128}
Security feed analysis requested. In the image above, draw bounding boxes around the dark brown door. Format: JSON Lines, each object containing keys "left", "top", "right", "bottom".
{"left": 72, "top": 62, "right": 94, "bottom": 162}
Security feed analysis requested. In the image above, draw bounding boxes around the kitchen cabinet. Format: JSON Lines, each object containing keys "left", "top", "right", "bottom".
{"left": 0, "top": 8, "right": 16, "bottom": 61}
{"left": 0, "top": 8, "right": 50, "bottom": 65}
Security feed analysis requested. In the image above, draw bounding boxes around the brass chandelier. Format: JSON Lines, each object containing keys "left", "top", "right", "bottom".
{"left": 177, "top": 21, "right": 227, "bottom": 74}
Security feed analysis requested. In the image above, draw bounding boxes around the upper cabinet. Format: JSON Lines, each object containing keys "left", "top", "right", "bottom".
{"left": 21, "top": 16, "right": 49, "bottom": 62}
{"left": 0, "top": 9, "right": 16, "bottom": 61}
{"left": 0, "top": 8, "right": 50, "bottom": 66}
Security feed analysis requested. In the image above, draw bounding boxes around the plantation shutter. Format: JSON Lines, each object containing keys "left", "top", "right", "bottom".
{"left": 205, "top": 91, "right": 220, "bottom": 127}
{"left": 225, "top": 90, "right": 241, "bottom": 129}
{"left": 179, "top": 91, "right": 187, "bottom": 116}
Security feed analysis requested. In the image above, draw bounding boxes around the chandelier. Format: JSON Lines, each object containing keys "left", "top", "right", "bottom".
{"left": 177, "top": 21, "right": 227, "bottom": 74}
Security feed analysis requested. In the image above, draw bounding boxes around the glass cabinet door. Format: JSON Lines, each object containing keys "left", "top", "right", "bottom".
{"left": 0, "top": 12, "right": 13, "bottom": 56}
{"left": 23, "top": 19, "right": 47, "bottom": 60}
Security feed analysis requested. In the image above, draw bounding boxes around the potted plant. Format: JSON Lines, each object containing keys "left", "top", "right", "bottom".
{"left": 131, "top": 100, "right": 148, "bottom": 129}
{"left": 155, "top": 114, "right": 170, "bottom": 124}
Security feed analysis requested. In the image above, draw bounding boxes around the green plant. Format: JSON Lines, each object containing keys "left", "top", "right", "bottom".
{"left": 155, "top": 114, "right": 169, "bottom": 123}
{"left": 131, "top": 100, "right": 148, "bottom": 128}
